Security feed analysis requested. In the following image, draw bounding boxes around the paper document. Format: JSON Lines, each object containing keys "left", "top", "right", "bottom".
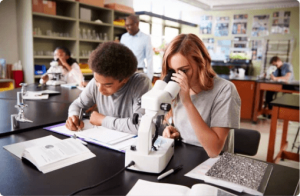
{"left": 4, "top": 135, "right": 95, "bottom": 174}
{"left": 127, "top": 179, "right": 237, "bottom": 196}
{"left": 44, "top": 119, "right": 136, "bottom": 152}
{"left": 3, "top": 135, "right": 60, "bottom": 158}
{"left": 23, "top": 91, "right": 49, "bottom": 100}
{"left": 23, "top": 138, "right": 90, "bottom": 167}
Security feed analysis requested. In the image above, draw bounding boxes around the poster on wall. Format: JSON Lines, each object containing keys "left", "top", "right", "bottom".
{"left": 251, "top": 40, "right": 263, "bottom": 60}
{"left": 199, "top": 16, "right": 213, "bottom": 34}
{"left": 232, "top": 14, "right": 248, "bottom": 35}
{"left": 251, "top": 15, "right": 270, "bottom": 36}
{"left": 271, "top": 11, "right": 290, "bottom": 34}
{"left": 217, "top": 40, "right": 231, "bottom": 58}
{"left": 202, "top": 38, "right": 214, "bottom": 51}
{"left": 215, "top": 17, "right": 230, "bottom": 36}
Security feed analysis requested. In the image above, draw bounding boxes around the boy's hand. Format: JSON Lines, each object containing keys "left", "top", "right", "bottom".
{"left": 66, "top": 115, "right": 84, "bottom": 131}
{"left": 163, "top": 126, "right": 180, "bottom": 139}
{"left": 90, "top": 111, "right": 105, "bottom": 126}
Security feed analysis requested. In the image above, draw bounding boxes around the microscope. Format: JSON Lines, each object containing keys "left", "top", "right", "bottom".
{"left": 125, "top": 70, "right": 180, "bottom": 173}
{"left": 11, "top": 83, "right": 33, "bottom": 130}
{"left": 46, "top": 60, "right": 67, "bottom": 86}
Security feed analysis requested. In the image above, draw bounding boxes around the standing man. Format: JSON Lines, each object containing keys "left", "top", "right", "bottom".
{"left": 121, "top": 14, "right": 153, "bottom": 81}
{"left": 265, "top": 56, "right": 294, "bottom": 111}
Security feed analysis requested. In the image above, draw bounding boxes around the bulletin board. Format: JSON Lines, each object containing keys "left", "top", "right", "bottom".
{"left": 215, "top": 16, "right": 230, "bottom": 37}
{"left": 251, "top": 15, "right": 270, "bottom": 37}
{"left": 271, "top": 11, "right": 290, "bottom": 34}
{"left": 199, "top": 16, "right": 213, "bottom": 34}
{"left": 232, "top": 14, "right": 248, "bottom": 35}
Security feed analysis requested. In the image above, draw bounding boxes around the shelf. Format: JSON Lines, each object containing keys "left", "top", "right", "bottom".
{"left": 79, "top": 2, "right": 111, "bottom": 11}
{"left": 34, "top": 75, "right": 42, "bottom": 78}
{"left": 33, "top": 12, "right": 76, "bottom": 21}
{"left": 33, "top": 35, "right": 77, "bottom": 41}
{"left": 114, "top": 25, "right": 126, "bottom": 29}
{"left": 34, "top": 56, "right": 53, "bottom": 59}
{"left": 113, "top": 10, "right": 132, "bottom": 15}
{"left": 79, "top": 20, "right": 112, "bottom": 27}
{"left": 79, "top": 39, "right": 105, "bottom": 43}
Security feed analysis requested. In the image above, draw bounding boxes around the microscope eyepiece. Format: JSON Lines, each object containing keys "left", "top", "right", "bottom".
{"left": 163, "top": 69, "right": 175, "bottom": 83}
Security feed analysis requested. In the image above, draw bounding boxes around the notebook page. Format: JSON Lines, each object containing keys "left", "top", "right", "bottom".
{"left": 188, "top": 184, "right": 237, "bottom": 196}
{"left": 127, "top": 179, "right": 189, "bottom": 196}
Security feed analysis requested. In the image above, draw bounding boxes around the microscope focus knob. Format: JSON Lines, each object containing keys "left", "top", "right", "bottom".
{"left": 132, "top": 113, "right": 139, "bottom": 125}
{"left": 160, "top": 103, "right": 171, "bottom": 112}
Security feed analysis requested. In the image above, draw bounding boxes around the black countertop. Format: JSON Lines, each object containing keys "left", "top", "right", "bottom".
{"left": 0, "top": 128, "right": 298, "bottom": 195}
{"left": 0, "top": 83, "right": 82, "bottom": 103}
{"left": 0, "top": 99, "right": 69, "bottom": 136}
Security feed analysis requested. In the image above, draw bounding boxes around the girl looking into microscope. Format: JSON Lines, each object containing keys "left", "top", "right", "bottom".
{"left": 161, "top": 34, "right": 241, "bottom": 158}
{"left": 40, "top": 47, "right": 84, "bottom": 85}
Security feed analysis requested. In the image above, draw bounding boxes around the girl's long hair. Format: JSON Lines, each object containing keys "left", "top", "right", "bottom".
{"left": 161, "top": 34, "right": 216, "bottom": 91}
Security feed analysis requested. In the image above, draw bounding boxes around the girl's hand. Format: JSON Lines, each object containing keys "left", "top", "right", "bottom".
{"left": 171, "top": 70, "right": 191, "bottom": 104}
{"left": 58, "top": 57, "right": 71, "bottom": 71}
{"left": 162, "top": 126, "right": 180, "bottom": 139}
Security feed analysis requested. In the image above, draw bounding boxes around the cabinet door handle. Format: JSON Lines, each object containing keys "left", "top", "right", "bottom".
{"left": 251, "top": 84, "right": 253, "bottom": 90}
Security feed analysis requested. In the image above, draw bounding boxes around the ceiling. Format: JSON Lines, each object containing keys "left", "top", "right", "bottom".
{"left": 178, "top": 0, "right": 299, "bottom": 10}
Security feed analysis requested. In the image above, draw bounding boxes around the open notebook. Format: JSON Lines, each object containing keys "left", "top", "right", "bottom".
{"left": 127, "top": 179, "right": 237, "bottom": 196}
{"left": 3, "top": 135, "right": 95, "bottom": 174}
{"left": 44, "top": 119, "right": 137, "bottom": 153}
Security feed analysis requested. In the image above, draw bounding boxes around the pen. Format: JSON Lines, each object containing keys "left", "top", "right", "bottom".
{"left": 77, "top": 108, "right": 83, "bottom": 131}
{"left": 71, "top": 134, "right": 87, "bottom": 146}
{"left": 157, "top": 165, "right": 183, "bottom": 180}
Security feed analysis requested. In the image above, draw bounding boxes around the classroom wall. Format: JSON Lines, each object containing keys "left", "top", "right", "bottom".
{"left": 181, "top": 6, "right": 299, "bottom": 80}
{"left": 0, "top": 0, "right": 19, "bottom": 64}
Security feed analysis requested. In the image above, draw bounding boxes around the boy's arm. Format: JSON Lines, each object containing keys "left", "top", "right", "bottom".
{"left": 68, "top": 79, "right": 97, "bottom": 117}
{"left": 101, "top": 76, "right": 152, "bottom": 134}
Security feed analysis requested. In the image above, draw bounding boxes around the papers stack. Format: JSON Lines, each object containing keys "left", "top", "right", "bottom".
{"left": 23, "top": 90, "right": 60, "bottom": 100}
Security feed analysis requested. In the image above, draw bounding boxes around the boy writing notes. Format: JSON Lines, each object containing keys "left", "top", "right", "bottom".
{"left": 66, "top": 42, "right": 151, "bottom": 134}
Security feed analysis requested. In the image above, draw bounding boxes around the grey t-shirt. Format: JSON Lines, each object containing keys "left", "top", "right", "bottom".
{"left": 173, "top": 76, "right": 241, "bottom": 152}
{"left": 272, "top": 62, "right": 294, "bottom": 82}
{"left": 68, "top": 73, "right": 152, "bottom": 134}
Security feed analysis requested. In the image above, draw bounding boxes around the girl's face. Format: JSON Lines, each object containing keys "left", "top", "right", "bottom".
{"left": 168, "top": 53, "right": 199, "bottom": 89}
{"left": 54, "top": 49, "right": 69, "bottom": 65}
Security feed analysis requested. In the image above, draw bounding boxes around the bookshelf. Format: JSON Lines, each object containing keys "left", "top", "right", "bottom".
{"left": 16, "top": 0, "right": 130, "bottom": 82}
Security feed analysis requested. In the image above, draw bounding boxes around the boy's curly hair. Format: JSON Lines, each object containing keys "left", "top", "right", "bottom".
{"left": 88, "top": 42, "right": 137, "bottom": 81}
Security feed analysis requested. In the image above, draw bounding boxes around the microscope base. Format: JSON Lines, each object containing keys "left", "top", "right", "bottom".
{"left": 125, "top": 137, "right": 174, "bottom": 174}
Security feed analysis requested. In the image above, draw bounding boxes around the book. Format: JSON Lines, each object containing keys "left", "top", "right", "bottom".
{"left": 3, "top": 135, "right": 95, "bottom": 174}
{"left": 185, "top": 152, "right": 273, "bottom": 196}
{"left": 23, "top": 90, "right": 60, "bottom": 100}
{"left": 127, "top": 179, "right": 237, "bottom": 196}
{"left": 44, "top": 119, "right": 137, "bottom": 153}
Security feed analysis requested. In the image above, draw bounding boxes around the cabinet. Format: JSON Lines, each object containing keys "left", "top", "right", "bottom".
{"left": 231, "top": 80, "right": 256, "bottom": 120}
{"left": 17, "top": 0, "right": 130, "bottom": 83}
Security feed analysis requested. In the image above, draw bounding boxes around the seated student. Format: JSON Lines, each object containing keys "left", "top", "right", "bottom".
{"left": 40, "top": 47, "right": 83, "bottom": 85}
{"left": 66, "top": 42, "right": 151, "bottom": 134}
{"left": 265, "top": 56, "right": 294, "bottom": 110}
{"left": 161, "top": 34, "right": 241, "bottom": 158}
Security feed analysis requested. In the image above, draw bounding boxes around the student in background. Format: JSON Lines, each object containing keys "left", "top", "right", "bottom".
{"left": 40, "top": 47, "right": 83, "bottom": 85}
{"left": 265, "top": 56, "right": 294, "bottom": 110}
{"left": 161, "top": 34, "right": 241, "bottom": 158}
{"left": 120, "top": 14, "right": 154, "bottom": 81}
{"left": 66, "top": 42, "right": 151, "bottom": 134}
